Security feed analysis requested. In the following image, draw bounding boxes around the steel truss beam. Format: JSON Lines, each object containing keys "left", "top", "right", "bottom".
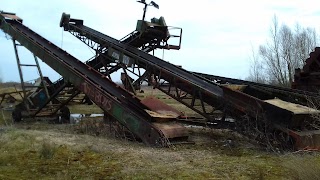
{"left": 1, "top": 14, "right": 168, "bottom": 146}
{"left": 65, "top": 23, "right": 230, "bottom": 123}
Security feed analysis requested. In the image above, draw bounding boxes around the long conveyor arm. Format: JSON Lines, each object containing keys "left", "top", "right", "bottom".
{"left": 0, "top": 12, "right": 168, "bottom": 146}
{"left": 61, "top": 17, "right": 303, "bottom": 127}
{"left": 60, "top": 13, "right": 320, "bottom": 150}
{"left": 193, "top": 72, "right": 320, "bottom": 106}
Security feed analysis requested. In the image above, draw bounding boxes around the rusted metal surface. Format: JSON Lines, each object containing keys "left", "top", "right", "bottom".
{"left": 265, "top": 99, "right": 319, "bottom": 115}
{"left": 265, "top": 99, "right": 320, "bottom": 127}
{"left": 58, "top": 13, "right": 318, "bottom": 149}
{"left": 3, "top": 10, "right": 319, "bottom": 149}
{"left": 145, "top": 110, "right": 176, "bottom": 121}
{"left": 275, "top": 125, "right": 320, "bottom": 150}
{"left": 0, "top": 11, "right": 22, "bottom": 22}
{"left": 292, "top": 47, "right": 320, "bottom": 92}
{"left": 152, "top": 122, "right": 188, "bottom": 139}
{"left": 11, "top": 31, "right": 72, "bottom": 121}
{"left": 0, "top": 13, "right": 179, "bottom": 147}
{"left": 120, "top": 19, "right": 182, "bottom": 52}
{"left": 141, "top": 96, "right": 183, "bottom": 118}
{"left": 61, "top": 14, "right": 320, "bottom": 150}
{"left": 120, "top": 72, "right": 136, "bottom": 94}
{"left": 194, "top": 72, "right": 320, "bottom": 107}
{"left": 291, "top": 130, "right": 320, "bottom": 150}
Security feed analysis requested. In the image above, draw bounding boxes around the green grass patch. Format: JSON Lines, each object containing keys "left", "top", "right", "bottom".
{"left": 0, "top": 87, "right": 17, "bottom": 94}
{"left": 0, "top": 129, "right": 121, "bottom": 179}
{"left": 1, "top": 86, "right": 319, "bottom": 179}
{"left": 282, "top": 153, "right": 320, "bottom": 180}
{"left": 1, "top": 128, "right": 316, "bottom": 179}
{"left": 68, "top": 104, "right": 103, "bottom": 114}
{"left": 0, "top": 110, "right": 12, "bottom": 126}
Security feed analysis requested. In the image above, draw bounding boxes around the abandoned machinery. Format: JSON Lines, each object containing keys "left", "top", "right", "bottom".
{"left": 1, "top": 8, "right": 320, "bottom": 150}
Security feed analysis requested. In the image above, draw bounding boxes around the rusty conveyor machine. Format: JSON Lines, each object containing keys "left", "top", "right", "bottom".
{"left": 60, "top": 14, "right": 320, "bottom": 149}
{"left": 0, "top": 12, "right": 90, "bottom": 122}
{"left": 0, "top": 11, "right": 190, "bottom": 146}
{"left": 193, "top": 72, "right": 320, "bottom": 107}
{"left": 293, "top": 47, "right": 320, "bottom": 92}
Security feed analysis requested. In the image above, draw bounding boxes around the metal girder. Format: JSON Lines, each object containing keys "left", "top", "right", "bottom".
{"left": 63, "top": 23, "right": 227, "bottom": 122}
{"left": 60, "top": 16, "right": 318, "bottom": 129}
{"left": 33, "top": 81, "right": 68, "bottom": 116}
{"left": 0, "top": 13, "right": 168, "bottom": 147}
{"left": 50, "top": 89, "right": 80, "bottom": 115}
{"left": 194, "top": 72, "right": 320, "bottom": 107}
{"left": 62, "top": 20, "right": 269, "bottom": 130}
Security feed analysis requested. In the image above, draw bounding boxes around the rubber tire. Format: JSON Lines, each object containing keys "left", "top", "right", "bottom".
{"left": 12, "top": 109, "right": 22, "bottom": 123}
{"left": 60, "top": 106, "right": 70, "bottom": 124}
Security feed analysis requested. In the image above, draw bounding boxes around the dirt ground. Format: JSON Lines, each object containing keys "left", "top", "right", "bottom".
{"left": 1, "top": 87, "right": 320, "bottom": 179}
{"left": 0, "top": 117, "right": 320, "bottom": 179}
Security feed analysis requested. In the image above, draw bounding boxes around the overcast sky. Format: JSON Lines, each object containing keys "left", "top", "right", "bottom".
{"left": 0, "top": 0, "right": 319, "bottom": 82}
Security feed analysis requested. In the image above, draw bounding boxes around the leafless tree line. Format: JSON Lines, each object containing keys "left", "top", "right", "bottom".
{"left": 247, "top": 15, "right": 318, "bottom": 87}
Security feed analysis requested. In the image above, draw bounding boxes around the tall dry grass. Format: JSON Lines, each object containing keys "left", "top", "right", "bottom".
{"left": 282, "top": 153, "right": 320, "bottom": 180}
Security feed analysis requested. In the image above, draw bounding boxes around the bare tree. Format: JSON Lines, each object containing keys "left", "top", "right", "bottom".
{"left": 293, "top": 24, "right": 318, "bottom": 67}
{"left": 246, "top": 46, "right": 267, "bottom": 83}
{"left": 248, "top": 15, "right": 318, "bottom": 86}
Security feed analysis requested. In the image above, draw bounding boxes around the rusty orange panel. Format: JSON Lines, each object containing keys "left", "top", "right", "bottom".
{"left": 1, "top": 13, "right": 22, "bottom": 21}
{"left": 141, "top": 96, "right": 183, "bottom": 118}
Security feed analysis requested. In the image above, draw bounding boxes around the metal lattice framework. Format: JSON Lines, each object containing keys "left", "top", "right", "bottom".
{"left": 64, "top": 21, "right": 229, "bottom": 123}
{"left": 61, "top": 16, "right": 320, "bottom": 151}
{"left": 0, "top": 12, "right": 177, "bottom": 147}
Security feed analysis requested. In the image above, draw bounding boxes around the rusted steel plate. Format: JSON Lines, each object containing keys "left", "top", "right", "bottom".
{"left": 141, "top": 96, "right": 183, "bottom": 118}
{"left": 152, "top": 122, "right": 188, "bottom": 139}
{"left": 264, "top": 99, "right": 320, "bottom": 115}
{"left": 145, "top": 110, "right": 176, "bottom": 122}
{"left": 288, "top": 129, "right": 320, "bottom": 150}
{"left": 1, "top": 13, "right": 22, "bottom": 21}
{"left": 265, "top": 99, "right": 320, "bottom": 127}
{"left": 222, "top": 84, "right": 247, "bottom": 91}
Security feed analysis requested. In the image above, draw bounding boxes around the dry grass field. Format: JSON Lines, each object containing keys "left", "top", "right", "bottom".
{"left": 0, "top": 86, "right": 320, "bottom": 179}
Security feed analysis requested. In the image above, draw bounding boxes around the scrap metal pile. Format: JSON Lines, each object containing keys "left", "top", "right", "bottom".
{"left": 293, "top": 47, "right": 320, "bottom": 92}
{"left": 1, "top": 2, "right": 320, "bottom": 150}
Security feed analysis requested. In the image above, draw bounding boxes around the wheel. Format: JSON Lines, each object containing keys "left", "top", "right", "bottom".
{"left": 83, "top": 95, "right": 93, "bottom": 105}
{"left": 60, "top": 106, "right": 70, "bottom": 124}
{"left": 12, "top": 108, "right": 22, "bottom": 122}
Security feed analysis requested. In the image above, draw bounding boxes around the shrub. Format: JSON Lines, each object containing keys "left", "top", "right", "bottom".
{"left": 39, "top": 141, "right": 56, "bottom": 159}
